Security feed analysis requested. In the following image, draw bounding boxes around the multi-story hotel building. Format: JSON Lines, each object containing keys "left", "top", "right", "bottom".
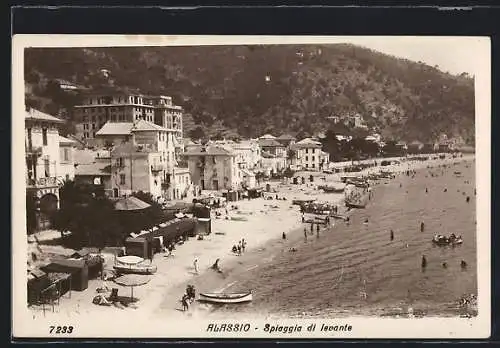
{"left": 73, "top": 91, "right": 183, "bottom": 145}
{"left": 25, "top": 108, "right": 70, "bottom": 232}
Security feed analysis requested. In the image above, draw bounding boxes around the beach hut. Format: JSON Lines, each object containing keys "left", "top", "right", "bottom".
{"left": 41, "top": 258, "right": 89, "bottom": 291}
{"left": 124, "top": 237, "right": 149, "bottom": 259}
{"left": 27, "top": 269, "right": 50, "bottom": 305}
{"left": 196, "top": 218, "right": 212, "bottom": 235}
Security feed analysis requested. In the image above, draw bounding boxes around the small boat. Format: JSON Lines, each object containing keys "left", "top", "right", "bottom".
{"left": 292, "top": 198, "right": 316, "bottom": 206}
{"left": 113, "top": 264, "right": 157, "bottom": 275}
{"left": 432, "top": 235, "right": 463, "bottom": 246}
{"left": 198, "top": 291, "right": 253, "bottom": 304}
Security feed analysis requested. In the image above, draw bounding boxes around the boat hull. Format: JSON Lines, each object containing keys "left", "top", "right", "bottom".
{"left": 113, "top": 264, "right": 158, "bottom": 275}
{"left": 198, "top": 292, "right": 253, "bottom": 304}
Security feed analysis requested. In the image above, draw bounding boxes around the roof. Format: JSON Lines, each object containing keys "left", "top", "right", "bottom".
{"left": 25, "top": 108, "right": 64, "bottom": 123}
{"left": 58, "top": 135, "right": 76, "bottom": 145}
{"left": 259, "top": 134, "right": 276, "bottom": 139}
{"left": 277, "top": 134, "right": 296, "bottom": 141}
{"left": 75, "top": 162, "right": 112, "bottom": 176}
{"left": 258, "top": 138, "right": 284, "bottom": 148}
{"left": 183, "top": 145, "right": 235, "bottom": 156}
{"left": 114, "top": 196, "right": 151, "bottom": 211}
{"left": 95, "top": 122, "right": 134, "bottom": 136}
{"left": 131, "top": 119, "right": 168, "bottom": 132}
{"left": 292, "top": 138, "right": 322, "bottom": 149}
{"left": 41, "top": 259, "right": 87, "bottom": 272}
{"left": 74, "top": 149, "right": 99, "bottom": 165}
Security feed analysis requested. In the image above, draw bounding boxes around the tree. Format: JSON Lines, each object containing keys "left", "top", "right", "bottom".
{"left": 189, "top": 126, "right": 206, "bottom": 141}
{"left": 26, "top": 192, "right": 38, "bottom": 235}
{"left": 283, "top": 167, "right": 295, "bottom": 179}
{"left": 287, "top": 149, "right": 296, "bottom": 161}
{"left": 255, "top": 171, "right": 265, "bottom": 185}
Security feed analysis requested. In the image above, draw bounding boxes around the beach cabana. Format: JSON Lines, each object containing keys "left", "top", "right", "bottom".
{"left": 27, "top": 269, "right": 50, "bottom": 305}
{"left": 41, "top": 258, "right": 88, "bottom": 291}
{"left": 124, "top": 237, "right": 149, "bottom": 258}
{"left": 113, "top": 274, "right": 151, "bottom": 301}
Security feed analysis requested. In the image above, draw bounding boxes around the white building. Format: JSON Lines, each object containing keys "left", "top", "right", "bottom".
{"left": 25, "top": 108, "right": 66, "bottom": 232}
{"left": 291, "top": 138, "right": 327, "bottom": 171}
{"left": 58, "top": 135, "right": 77, "bottom": 182}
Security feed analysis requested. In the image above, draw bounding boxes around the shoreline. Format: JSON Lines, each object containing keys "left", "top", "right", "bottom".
{"left": 28, "top": 154, "right": 475, "bottom": 322}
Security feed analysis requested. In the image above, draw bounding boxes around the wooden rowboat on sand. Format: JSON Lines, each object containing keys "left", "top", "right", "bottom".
{"left": 198, "top": 291, "right": 253, "bottom": 304}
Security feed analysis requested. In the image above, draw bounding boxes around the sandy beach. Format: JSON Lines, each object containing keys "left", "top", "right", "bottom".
{"left": 27, "top": 154, "right": 475, "bottom": 323}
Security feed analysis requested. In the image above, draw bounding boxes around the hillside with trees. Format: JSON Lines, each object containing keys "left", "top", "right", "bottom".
{"left": 24, "top": 44, "right": 475, "bottom": 144}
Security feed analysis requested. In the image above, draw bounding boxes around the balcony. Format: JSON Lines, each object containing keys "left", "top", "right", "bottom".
{"left": 26, "top": 176, "right": 58, "bottom": 188}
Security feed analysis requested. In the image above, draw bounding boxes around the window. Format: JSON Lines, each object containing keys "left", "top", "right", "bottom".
{"left": 312, "top": 163, "right": 315, "bottom": 168}
{"left": 42, "top": 128, "right": 48, "bottom": 145}
{"left": 305, "top": 156, "right": 308, "bottom": 161}
{"left": 27, "top": 128, "right": 32, "bottom": 149}
{"left": 44, "top": 158, "right": 50, "bottom": 177}
{"left": 92, "top": 123, "right": 96, "bottom": 129}
{"left": 312, "top": 156, "right": 315, "bottom": 162}
{"left": 312, "top": 149, "right": 316, "bottom": 154}
{"left": 120, "top": 174, "right": 126, "bottom": 185}
{"left": 305, "top": 149, "right": 308, "bottom": 154}
{"left": 306, "top": 164, "right": 309, "bottom": 168}
{"left": 117, "top": 157, "right": 123, "bottom": 167}
{"left": 63, "top": 148, "right": 69, "bottom": 161}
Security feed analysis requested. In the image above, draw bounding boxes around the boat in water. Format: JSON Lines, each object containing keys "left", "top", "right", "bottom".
{"left": 198, "top": 291, "right": 253, "bottom": 304}
{"left": 344, "top": 187, "right": 369, "bottom": 209}
{"left": 318, "top": 183, "right": 346, "bottom": 193}
{"left": 432, "top": 234, "right": 463, "bottom": 246}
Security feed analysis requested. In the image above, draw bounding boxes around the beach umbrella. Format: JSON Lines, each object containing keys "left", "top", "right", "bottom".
{"left": 114, "top": 196, "right": 151, "bottom": 211}
{"left": 113, "top": 274, "right": 151, "bottom": 301}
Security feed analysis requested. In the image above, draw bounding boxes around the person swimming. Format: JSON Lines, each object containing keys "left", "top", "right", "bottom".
{"left": 390, "top": 230, "right": 394, "bottom": 241}
{"left": 442, "top": 262, "right": 448, "bottom": 268}
{"left": 421, "top": 255, "right": 427, "bottom": 269}
{"left": 212, "top": 258, "right": 222, "bottom": 272}
{"left": 420, "top": 222, "right": 425, "bottom": 232}
{"left": 282, "top": 232, "right": 287, "bottom": 240}
{"left": 461, "top": 260, "right": 468, "bottom": 269}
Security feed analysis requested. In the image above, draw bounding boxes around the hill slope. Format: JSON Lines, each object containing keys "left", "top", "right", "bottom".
{"left": 24, "top": 44, "right": 475, "bottom": 143}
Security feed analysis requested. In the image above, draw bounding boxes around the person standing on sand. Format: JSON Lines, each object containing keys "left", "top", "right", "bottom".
{"left": 421, "top": 255, "right": 427, "bottom": 269}
{"left": 181, "top": 294, "right": 190, "bottom": 311}
{"left": 420, "top": 222, "right": 425, "bottom": 232}
{"left": 193, "top": 258, "right": 199, "bottom": 274}
{"left": 283, "top": 232, "right": 287, "bottom": 240}
{"left": 304, "top": 228, "right": 308, "bottom": 241}
{"left": 241, "top": 239, "right": 246, "bottom": 253}
{"left": 390, "top": 230, "right": 394, "bottom": 241}
{"left": 316, "top": 224, "right": 320, "bottom": 234}
{"left": 310, "top": 223, "right": 314, "bottom": 233}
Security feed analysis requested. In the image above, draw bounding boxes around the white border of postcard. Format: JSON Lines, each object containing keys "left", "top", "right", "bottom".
{"left": 12, "top": 35, "right": 491, "bottom": 339}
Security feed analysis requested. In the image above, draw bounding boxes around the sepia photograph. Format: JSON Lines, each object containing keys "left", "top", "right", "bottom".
{"left": 12, "top": 35, "right": 490, "bottom": 339}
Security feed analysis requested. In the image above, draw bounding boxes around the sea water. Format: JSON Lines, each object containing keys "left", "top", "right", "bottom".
{"left": 211, "top": 159, "right": 477, "bottom": 318}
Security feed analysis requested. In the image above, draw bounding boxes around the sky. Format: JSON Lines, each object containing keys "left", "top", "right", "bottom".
{"left": 338, "top": 37, "right": 487, "bottom": 76}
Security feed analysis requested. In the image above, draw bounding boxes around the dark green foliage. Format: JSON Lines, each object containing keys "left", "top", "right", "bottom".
{"left": 54, "top": 181, "right": 168, "bottom": 248}
{"left": 25, "top": 44, "right": 474, "bottom": 143}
